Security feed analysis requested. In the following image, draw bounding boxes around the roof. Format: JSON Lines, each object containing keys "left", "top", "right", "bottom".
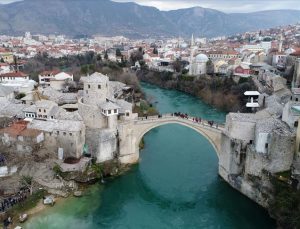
{"left": 35, "top": 100, "right": 57, "bottom": 109}
{"left": 80, "top": 72, "right": 109, "bottom": 84}
{"left": 0, "top": 71, "right": 28, "bottom": 78}
{"left": 28, "top": 119, "right": 84, "bottom": 132}
{"left": 195, "top": 54, "right": 209, "bottom": 62}
{"left": 23, "top": 104, "right": 37, "bottom": 113}
{"left": 116, "top": 99, "right": 132, "bottom": 113}
{"left": 290, "top": 51, "right": 300, "bottom": 57}
{"left": 99, "top": 101, "right": 120, "bottom": 110}
{"left": 0, "top": 85, "right": 14, "bottom": 97}
{"left": 228, "top": 113, "right": 257, "bottom": 123}
{"left": 0, "top": 120, "right": 42, "bottom": 138}
{"left": 244, "top": 91, "right": 260, "bottom": 96}
{"left": 256, "top": 117, "right": 293, "bottom": 136}
{"left": 39, "top": 70, "right": 61, "bottom": 76}
{"left": 0, "top": 99, "right": 27, "bottom": 118}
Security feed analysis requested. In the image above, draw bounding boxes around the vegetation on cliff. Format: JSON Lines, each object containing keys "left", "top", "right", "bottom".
{"left": 24, "top": 52, "right": 141, "bottom": 93}
{"left": 269, "top": 172, "right": 300, "bottom": 229}
{"left": 137, "top": 69, "right": 257, "bottom": 112}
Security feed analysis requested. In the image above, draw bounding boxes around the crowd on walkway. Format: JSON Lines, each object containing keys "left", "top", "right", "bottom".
{"left": 0, "top": 188, "right": 30, "bottom": 213}
{"left": 139, "top": 112, "right": 220, "bottom": 129}
{"left": 172, "top": 112, "right": 218, "bottom": 128}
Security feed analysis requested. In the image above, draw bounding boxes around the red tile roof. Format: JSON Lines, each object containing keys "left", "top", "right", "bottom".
{"left": 0, "top": 71, "right": 28, "bottom": 78}
{"left": 40, "top": 70, "right": 61, "bottom": 76}
{"left": 0, "top": 120, "right": 41, "bottom": 138}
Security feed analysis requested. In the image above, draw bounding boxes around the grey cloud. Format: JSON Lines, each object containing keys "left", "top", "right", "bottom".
{"left": 113, "top": 0, "right": 300, "bottom": 12}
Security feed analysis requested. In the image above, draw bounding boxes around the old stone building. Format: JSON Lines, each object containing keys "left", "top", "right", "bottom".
{"left": 0, "top": 120, "right": 44, "bottom": 154}
{"left": 78, "top": 72, "right": 137, "bottom": 163}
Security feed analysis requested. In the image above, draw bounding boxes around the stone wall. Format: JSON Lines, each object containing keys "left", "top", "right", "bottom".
{"left": 78, "top": 99, "right": 108, "bottom": 129}
{"left": 85, "top": 128, "right": 117, "bottom": 163}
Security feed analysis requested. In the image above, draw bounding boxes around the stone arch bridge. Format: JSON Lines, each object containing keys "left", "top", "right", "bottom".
{"left": 118, "top": 114, "right": 225, "bottom": 164}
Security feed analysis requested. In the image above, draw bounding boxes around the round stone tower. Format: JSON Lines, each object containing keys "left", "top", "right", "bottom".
{"left": 82, "top": 72, "right": 109, "bottom": 105}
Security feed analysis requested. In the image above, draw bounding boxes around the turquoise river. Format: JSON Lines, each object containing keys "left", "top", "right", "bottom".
{"left": 25, "top": 83, "right": 275, "bottom": 229}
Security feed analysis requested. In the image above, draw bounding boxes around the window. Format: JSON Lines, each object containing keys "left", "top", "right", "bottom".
{"left": 57, "top": 131, "right": 59, "bottom": 135}
{"left": 69, "top": 133, "right": 72, "bottom": 136}
{"left": 114, "top": 109, "right": 117, "bottom": 114}
{"left": 44, "top": 109, "right": 46, "bottom": 113}
{"left": 39, "top": 109, "right": 41, "bottom": 112}
{"left": 98, "top": 85, "right": 101, "bottom": 89}
{"left": 51, "top": 116, "right": 54, "bottom": 119}
{"left": 88, "top": 84, "right": 91, "bottom": 89}
{"left": 63, "top": 132, "right": 66, "bottom": 136}
{"left": 126, "top": 112, "right": 130, "bottom": 117}
{"left": 250, "top": 140, "right": 253, "bottom": 144}
{"left": 265, "top": 143, "right": 269, "bottom": 149}
{"left": 108, "top": 110, "right": 111, "bottom": 114}
{"left": 295, "top": 121, "right": 299, "bottom": 128}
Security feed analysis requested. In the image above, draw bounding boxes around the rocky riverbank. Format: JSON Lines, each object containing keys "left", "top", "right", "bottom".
{"left": 137, "top": 69, "right": 257, "bottom": 112}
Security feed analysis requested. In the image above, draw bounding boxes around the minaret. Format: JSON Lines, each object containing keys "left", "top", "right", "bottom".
{"left": 278, "top": 34, "right": 283, "bottom": 53}
{"left": 191, "top": 34, "right": 195, "bottom": 47}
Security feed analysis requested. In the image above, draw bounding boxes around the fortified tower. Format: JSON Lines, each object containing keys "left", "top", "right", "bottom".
{"left": 82, "top": 72, "right": 109, "bottom": 105}
{"left": 78, "top": 72, "right": 110, "bottom": 129}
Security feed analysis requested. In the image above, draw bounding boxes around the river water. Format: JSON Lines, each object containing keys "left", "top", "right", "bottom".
{"left": 25, "top": 83, "right": 275, "bottom": 229}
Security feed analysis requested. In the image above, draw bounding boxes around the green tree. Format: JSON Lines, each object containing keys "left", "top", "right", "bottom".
{"left": 116, "top": 48, "right": 122, "bottom": 57}
{"left": 206, "top": 59, "right": 214, "bottom": 75}
{"left": 104, "top": 51, "right": 109, "bottom": 60}
{"left": 172, "top": 59, "right": 182, "bottom": 73}
{"left": 96, "top": 54, "right": 102, "bottom": 62}
{"left": 15, "top": 93, "right": 26, "bottom": 100}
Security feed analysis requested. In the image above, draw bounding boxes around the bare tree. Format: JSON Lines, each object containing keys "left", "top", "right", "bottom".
{"left": 20, "top": 175, "right": 34, "bottom": 195}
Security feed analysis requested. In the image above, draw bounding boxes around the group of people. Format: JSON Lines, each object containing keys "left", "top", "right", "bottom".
{"left": 173, "top": 112, "right": 190, "bottom": 119}
{"left": 173, "top": 112, "right": 218, "bottom": 128}
{"left": 173, "top": 112, "right": 203, "bottom": 123}
{"left": 0, "top": 188, "right": 30, "bottom": 213}
{"left": 0, "top": 154, "right": 5, "bottom": 167}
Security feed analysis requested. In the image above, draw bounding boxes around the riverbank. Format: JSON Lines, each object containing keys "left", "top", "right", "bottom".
{"left": 137, "top": 69, "right": 257, "bottom": 112}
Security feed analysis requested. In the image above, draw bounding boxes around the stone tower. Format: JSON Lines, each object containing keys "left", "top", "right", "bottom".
{"left": 293, "top": 58, "right": 300, "bottom": 88}
{"left": 82, "top": 72, "right": 109, "bottom": 105}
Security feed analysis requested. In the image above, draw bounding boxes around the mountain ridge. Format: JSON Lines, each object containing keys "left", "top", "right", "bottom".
{"left": 0, "top": 0, "right": 299, "bottom": 38}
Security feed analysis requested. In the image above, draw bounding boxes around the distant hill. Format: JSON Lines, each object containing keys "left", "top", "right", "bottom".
{"left": 0, "top": 0, "right": 299, "bottom": 38}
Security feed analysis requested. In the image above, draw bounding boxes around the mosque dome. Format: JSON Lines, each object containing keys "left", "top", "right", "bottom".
{"left": 195, "top": 53, "right": 209, "bottom": 62}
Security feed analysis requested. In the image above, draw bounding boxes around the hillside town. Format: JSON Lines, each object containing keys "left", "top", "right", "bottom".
{"left": 1, "top": 22, "right": 300, "bottom": 228}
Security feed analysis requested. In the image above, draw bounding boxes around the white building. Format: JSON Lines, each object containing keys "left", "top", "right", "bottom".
{"left": 39, "top": 70, "right": 73, "bottom": 90}
{"left": 0, "top": 71, "right": 29, "bottom": 82}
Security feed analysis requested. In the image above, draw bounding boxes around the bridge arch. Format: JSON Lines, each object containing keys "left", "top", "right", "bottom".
{"left": 134, "top": 117, "right": 223, "bottom": 159}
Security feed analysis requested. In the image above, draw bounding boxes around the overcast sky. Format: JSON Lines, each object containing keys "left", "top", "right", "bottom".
{"left": 0, "top": 0, "right": 299, "bottom": 13}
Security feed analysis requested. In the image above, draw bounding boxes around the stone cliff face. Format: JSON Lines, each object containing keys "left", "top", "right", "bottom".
{"left": 219, "top": 112, "right": 296, "bottom": 210}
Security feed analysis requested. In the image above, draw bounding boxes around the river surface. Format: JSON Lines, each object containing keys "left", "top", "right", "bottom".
{"left": 25, "top": 83, "right": 275, "bottom": 229}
